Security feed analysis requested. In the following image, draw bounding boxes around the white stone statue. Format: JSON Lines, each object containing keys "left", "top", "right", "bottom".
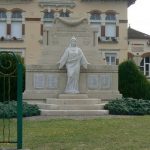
{"left": 58, "top": 36, "right": 89, "bottom": 93}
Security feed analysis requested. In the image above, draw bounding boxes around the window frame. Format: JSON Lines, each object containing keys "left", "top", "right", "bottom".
{"left": 105, "top": 53, "right": 117, "bottom": 65}
{"left": 43, "top": 11, "right": 54, "bottom": 20}
{"left": 0, "top": 11, "right": 7, "bottom": 19}
{"left": 11, "top": 21, "right": 22, "bottom": 39}
{"left": 105, "top": 23, "right": 116, "bottom": 38}
{"left": 106, "top": 14, "right": 116, "bottom": 21}
{"left": 140, "top": 57, "right": 150, "bottom": 77}
{"left": 11, "top": 11, "right": 22, "bottom": 19}
{"left": 60, "top": 11, "right": 70, "bottom": 17}
{"left": 90, "top": 12, "right": 101, "bottom": 21}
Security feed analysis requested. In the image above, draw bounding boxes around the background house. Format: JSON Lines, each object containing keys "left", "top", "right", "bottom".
{"left": 128, "top": 27, "right": 150, "bottom": 77}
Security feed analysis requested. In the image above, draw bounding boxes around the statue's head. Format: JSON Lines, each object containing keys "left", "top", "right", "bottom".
{"left": 70, "top": 36, "right": 77, "bottom": 47}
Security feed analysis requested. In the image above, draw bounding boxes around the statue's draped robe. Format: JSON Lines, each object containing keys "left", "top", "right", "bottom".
{"left": 59, "top": 47, "right": 88, "bottom": 93}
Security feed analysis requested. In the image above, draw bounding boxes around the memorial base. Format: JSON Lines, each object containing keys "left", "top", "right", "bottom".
{"left": 23, "top": 64, "right": 122, "bottom": 103}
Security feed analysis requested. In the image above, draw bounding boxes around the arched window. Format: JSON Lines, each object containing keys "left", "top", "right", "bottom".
{"left": 44, "top": 11, "right": 54, "bottom": 19}
{"left": 12, "top": 11, "right": 22, "bottom": 18}
{"left": 140, "top": 57, "right": 150, "bottom": 76}
{"left": 105, "top": 13, "right": 116, "bottom": 38}
{"left": 90, "top": 12, "right": 101, "bottom": 20}
{"left": 60, "top": 11, "right": 69, "bottom": 17}
{"left": 0, "top": 11, "right": 7, "bottom": 18}
{"left": 106, "top": 14, "right": 116, "bottom": 21}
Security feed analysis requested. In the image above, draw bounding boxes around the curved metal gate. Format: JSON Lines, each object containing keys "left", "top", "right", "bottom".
{"left": 0, "top": 51, "right": 23, "bottom": 149}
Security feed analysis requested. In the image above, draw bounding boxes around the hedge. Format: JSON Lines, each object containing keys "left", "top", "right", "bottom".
{"left": 104, "top": 98, "right": 150, "bottom": 115}
{"left": 0, "top": 101, "right": 41, "bottom": 118}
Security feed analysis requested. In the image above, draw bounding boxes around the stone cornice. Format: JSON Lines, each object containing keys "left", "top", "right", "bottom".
{"left": 81, "top": 0, "right": 136, "bottom": 7}
{"left": 0, "top": 0, "right": 32, "bottom": 5}
{"left": 38, "top": 0, "right": 76, "bottom": 8}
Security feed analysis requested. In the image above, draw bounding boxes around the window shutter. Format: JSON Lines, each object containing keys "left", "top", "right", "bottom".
{"left": 116, "top": 26, "right": 119, "bottom": 37}
{"left": 22, "top": 24, "right": 25, "bottom": 35}
{"left": 101, "top": 26, "right": 105, "bottom": 37}
{"left": 41, "top": 24, "right": 43, "bottom": 36}
{"left": 7, "top": 24, "right": 11, "bottom": 35}
{"left": 116, "top": 58, "right": 119, "bottom": 65}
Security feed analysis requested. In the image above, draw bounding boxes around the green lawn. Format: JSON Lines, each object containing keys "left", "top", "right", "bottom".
{"left": 1, "top": 116, "right": 150, "bottom": 150}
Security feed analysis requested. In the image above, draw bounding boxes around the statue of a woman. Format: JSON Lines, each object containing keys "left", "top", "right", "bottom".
{"left": 58, "top": 36, "right": 89, "bottom": 93}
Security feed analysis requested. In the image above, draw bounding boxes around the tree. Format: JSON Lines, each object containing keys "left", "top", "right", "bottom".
{"left": 0, "top": 52, "right": 25, "bottom": 102}
{"left": 119, "top": 60, "right": 150, "bottom": 99}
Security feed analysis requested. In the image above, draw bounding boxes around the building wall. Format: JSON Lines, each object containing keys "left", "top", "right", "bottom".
{"left": 0, "top": 0, "right": 128, "bottom": 65}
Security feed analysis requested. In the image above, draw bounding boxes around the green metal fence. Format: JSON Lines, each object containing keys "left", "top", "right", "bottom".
{"left": 0, "top": 51, "right": 23, "bottom": 149}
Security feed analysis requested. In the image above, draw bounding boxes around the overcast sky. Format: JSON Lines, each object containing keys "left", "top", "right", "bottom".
{"left": 128, "top": 0, "right": 150, "bottom": 35}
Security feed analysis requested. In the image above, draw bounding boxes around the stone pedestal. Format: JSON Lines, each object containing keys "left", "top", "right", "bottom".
{"left": 23, "top": 64, "right": 121, "bottom": 103}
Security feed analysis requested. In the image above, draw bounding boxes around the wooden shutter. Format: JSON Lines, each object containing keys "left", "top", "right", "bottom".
{"left": 22, "top": 24, "right": 25, "bottom": 35}
{"left": 101, "top": 26, "right": 105, "bottom": 37}
{"left": 41, "top": 24, "right": 43, "bottom": 36}
{"left": 116, "top": 58, "right": 119, "bottom": 65}
{"left": 116, "top": 26, "right": 119, "bottom": 37}
{"left": 7, "top": 24, "right": 11, "bottom": 35}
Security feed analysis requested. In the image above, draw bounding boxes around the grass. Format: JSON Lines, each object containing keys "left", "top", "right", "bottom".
{"left": 0, "top": 116, "right": 150, "bottom": 150}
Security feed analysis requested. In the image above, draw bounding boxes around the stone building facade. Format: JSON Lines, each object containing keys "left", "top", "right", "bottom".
{"left": 0, "top": 0, "right": 136, "bottom": 65}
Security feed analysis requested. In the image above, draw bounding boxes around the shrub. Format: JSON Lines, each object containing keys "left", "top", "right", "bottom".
{"left": 119, "top": 60, "right": 150, "bottom": 99}
{"left": 0, "top": 101, "right": 40, "bottom": 118}
{"left": 104, "top": 98, "right": 150, "bottom": 115}
{"left": 0, "top": 53, "right": 25, "bottom": 102}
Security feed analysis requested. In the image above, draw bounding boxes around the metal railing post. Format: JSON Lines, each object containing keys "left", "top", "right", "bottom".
{"left": 17, "top": 63, "right": 23, "bottom": 149}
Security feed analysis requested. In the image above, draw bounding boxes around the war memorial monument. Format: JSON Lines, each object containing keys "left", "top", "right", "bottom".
{"left": 23, "top": 17, "right": 121, "bottom": 116}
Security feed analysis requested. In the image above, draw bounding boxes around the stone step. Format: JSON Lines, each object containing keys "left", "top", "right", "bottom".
{"left": 58, "top": 94, "right": 88, "bottom": 99}
{"left": 40, "top": 109, "right": 109, "bottom": 116}
{"left": 36, "top": 103, "right": 106, "bottom": 110}
{"left": 46, "top": 98, "right": 101, "bottom": 105}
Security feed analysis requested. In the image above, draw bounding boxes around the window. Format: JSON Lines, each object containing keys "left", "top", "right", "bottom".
{"left": 105, "top": 13, "right": 116, "bottom": 38}
{"left": 0, "top": 11, "right": 7, "bottom": 38}
{"left": 106, "top": 14, "right": 116, "bottom": 21}
{"left": 105, "top": 53, "right": 117, "bottom": 65}
{"left": 0, "top": 22, "right": 7, "bottom": 38}
{"left": 105, "top": 23, "right": 116, "bottom": 37}
{"left": 140, "top": 57, "right": 150, "bottom": 77}
{"left": 11, "top": 22, "right": 22, "bottom": 38}
{"left": 12, "top": 11, "right": 22, "bottom": 19}
{"left": 90, "top": 12, "right": 101, "bottom": 21}
{"left": 44, "top": 12, "right": 54, "bottom": 19}
{"left": 11, "top": 11, "right": 22, "bottom": 39}
{"left": 60, "top": 11, "right": 69, "bottom": 17}
{"left": 0, "top": 11, "right": 7, "bottom": 19}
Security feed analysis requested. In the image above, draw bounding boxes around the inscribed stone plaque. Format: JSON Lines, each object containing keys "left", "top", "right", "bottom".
{"left": 87, "top": 75, "right": 99, "bottom": 90}
{"left": 100, "top": 74, "right": 111, "bottom": 89}
{"left": 47, "top": 74, "right": 58, "bottom": 89}
{"left": 34, "top": 73, "right": 45, "bottom": 89}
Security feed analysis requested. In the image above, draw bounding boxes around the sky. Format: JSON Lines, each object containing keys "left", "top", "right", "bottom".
{"left": 128, "top": 0, "right": 150, "bottom": 35}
